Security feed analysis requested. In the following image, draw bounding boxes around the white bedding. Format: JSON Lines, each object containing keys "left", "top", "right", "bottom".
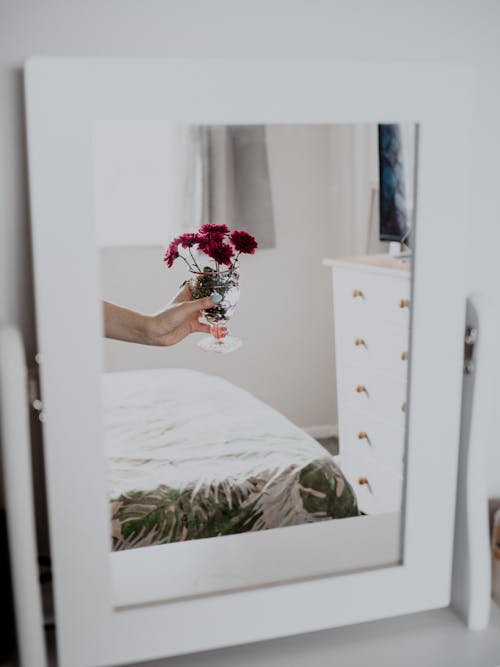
{"left": 103, "top": 368, "right": 330, "bottom": 498}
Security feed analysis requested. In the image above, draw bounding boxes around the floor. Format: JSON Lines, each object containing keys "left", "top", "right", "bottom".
{"left": 316, "top": 436, "right": 339, "bottom": 457}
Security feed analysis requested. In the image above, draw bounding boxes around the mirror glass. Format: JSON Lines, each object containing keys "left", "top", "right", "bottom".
{"left": 95, "top": 122, "right": 417, "bottom": 571}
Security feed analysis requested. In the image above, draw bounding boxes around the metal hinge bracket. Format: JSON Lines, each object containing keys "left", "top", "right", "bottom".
{"left": 464, "top": 326, "right": 477, "bottom": 375}
{"left": 27, "top": 353, "right": 45, "bottom": 422}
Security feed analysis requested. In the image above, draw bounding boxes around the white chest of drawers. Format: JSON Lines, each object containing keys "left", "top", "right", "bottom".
{"left": 324, "top": 254, "right": 411, "bottom": 514}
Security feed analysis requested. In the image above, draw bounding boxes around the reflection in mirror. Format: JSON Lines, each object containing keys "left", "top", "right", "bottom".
{"left": 96, "top": 123, "right": 417, "bottom": 560}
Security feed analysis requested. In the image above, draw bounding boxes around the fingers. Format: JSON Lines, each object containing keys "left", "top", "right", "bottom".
{"left": 183, "top": 295, "right": 216, "bottom": 312}
{"left": 170, "top": 282, "right": 193, "bottom": 305}
{"left": 195, "top": 322, "right": 211, "bottom": 334}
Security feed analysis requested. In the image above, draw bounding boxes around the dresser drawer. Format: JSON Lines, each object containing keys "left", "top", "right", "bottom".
{"left": 341, "top": 453, "right": 403, "bottom": 515}
{"left": 339, "top": 406, "right": 405, "bottom": 472}
{"left": 337, "top": 320, "right": 410, "bottom": 377}
{"left": 332, "top": 267, "right": 410, "bottom": 330}
{"left": 339, "top": 364, "right": 408, "bottom": 427}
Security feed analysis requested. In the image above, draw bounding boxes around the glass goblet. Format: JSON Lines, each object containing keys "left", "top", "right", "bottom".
{"left": 188, "top": 267, "right": 242, "bottom": 354}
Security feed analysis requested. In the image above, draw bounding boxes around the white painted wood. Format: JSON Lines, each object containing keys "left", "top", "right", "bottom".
{"left": 341, "top": 363, "right": 407, "bottom": 426}
{"left": 338, "top": 319, "right": 409, "bottom": 377}
{"left": 0, "top": 326, "right": 47, "bottom": 667}
{"left": 452, "top": 294, "right": 497, "bottom": 630}
{"left": 327, "top": 255, "right": 411, "bottom": 513}
{"left": 340, "top": 453, "right": 403, "bottom": 515}
{"left": 24, "top": 59, "right": 473, "bottom": 666}
{"left": 342, "top": 406, "right": 405, "bottom": 471}
{"left": 325, "top": 259, "right": 411, "bottom": 330}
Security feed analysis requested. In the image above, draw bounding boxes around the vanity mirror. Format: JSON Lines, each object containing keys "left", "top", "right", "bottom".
{"left": 25, "top": 59, "right": 472, "bottom": 667}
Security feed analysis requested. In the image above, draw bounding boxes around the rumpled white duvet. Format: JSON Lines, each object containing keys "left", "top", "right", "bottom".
{"left": 103, "top": 368, "right": 330, "bottom": 498}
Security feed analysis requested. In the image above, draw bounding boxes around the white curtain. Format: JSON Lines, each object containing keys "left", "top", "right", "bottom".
{"left": 175, "top": 125, "right": 276, "bottom": 248}
{"left": 173, "top": 125, "right": 210, "bottom": 234}
{"left": 326, "top": 124, "right": 386, "bottom": 257}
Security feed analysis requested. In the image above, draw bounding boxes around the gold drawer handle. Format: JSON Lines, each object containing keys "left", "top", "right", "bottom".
{"left": 401, "top": 351, "right": 408, "bottom": 361}
{"left": 355, "top": 385, "right": 368, "bottom": 395}
{"left": 357, "top": 431, "right": 371, "bottom": 446}
{"left": 399, "top": 298, "right": 410, "bottom": 309}
{"left": 401, "top": 402, "right": 407, "bottom": 413}
{"left": 358, "top": 477, "right": 369, "bottom": 486}
{"left": 352, "top": 289, "right": 364, "bottom": 298}
{"left": 354, "top": 338, "right": 367, "bottom": 347}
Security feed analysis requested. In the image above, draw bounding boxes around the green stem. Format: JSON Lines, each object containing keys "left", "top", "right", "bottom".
{"left": 178, "top": 255, "right": 192, "bottom": 270}
{"left": 188, "top": 248, "right": 202, "bottom": 272}
{"left": 231, "top": 252, "right": 241, "bottom": 269}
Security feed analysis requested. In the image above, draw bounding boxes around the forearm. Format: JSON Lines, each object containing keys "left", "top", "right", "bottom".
{"left": 102, "top": 301, "right": 153, "bottom": 345}
{"left": 102, "top": 287, "right": 213, "bottom": 347}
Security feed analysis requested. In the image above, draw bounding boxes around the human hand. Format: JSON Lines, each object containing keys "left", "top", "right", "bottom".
{"left": 145, "top": 283, "right": 216, "bottom": 347}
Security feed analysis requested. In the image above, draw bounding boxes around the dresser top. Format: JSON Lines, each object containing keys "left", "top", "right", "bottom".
{"left": 323, "top": 253, "right": 411, "bottom": 278}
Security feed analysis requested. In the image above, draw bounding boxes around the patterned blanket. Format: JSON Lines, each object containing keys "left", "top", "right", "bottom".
{"left": 104, "top": 369, "right": 359, "bottom": 550}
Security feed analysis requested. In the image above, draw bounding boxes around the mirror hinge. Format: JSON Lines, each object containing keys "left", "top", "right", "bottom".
{"left": 464, "top": 326, "right": 477, "bottom": 375}
{"left": 28, "top": 353, "right": 45, "bottom": 422}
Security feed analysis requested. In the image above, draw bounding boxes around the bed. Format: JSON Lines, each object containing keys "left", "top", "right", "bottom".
{"left": 104, "top": 368, "right": 359, "bottom": 551}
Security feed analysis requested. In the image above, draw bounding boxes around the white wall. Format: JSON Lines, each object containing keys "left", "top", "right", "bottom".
{"left": 100, "top": 124, "right": 375, "bottom": 429}
{"left": 1, "top": 1, "right": 500, "bottom": 664}
{"left": 94, "top": 121, "right": 181, "bottom": 246}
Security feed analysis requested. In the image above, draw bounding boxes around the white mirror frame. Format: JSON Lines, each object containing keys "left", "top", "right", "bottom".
{"left": 25, "top": 59, "right": 473, "bottom": 667}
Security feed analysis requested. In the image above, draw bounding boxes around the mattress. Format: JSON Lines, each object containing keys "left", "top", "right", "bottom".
{"left": 104, "top": 368, "right": 359, "bottom": 550}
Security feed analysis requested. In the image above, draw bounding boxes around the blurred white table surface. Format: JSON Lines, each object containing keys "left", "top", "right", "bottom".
{"left": 4, "top": 600, "right": 497, "bottom": 666}
{"left": 120, "top": 602, "right": 500, "bottom": 667}
{"left": 3, "top": 601, "right": 498, "bottom": 667}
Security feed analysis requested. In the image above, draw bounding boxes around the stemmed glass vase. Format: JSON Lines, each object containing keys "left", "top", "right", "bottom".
{"left": 189, "top": 267, "right": 242, "bottom": 354}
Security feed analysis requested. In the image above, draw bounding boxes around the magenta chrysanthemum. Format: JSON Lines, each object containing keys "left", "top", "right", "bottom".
{"left": 230, "top": 230, "right": 258, "bottom": 254}
{"left": 177, "top": 232, "right": 201, "bottom": 248}
{"left": 163, "top": 238, "right": 180, "bottom": 268}
{"left": 199, "top": 223, "right": 230, "bottom": 236}
{"left": 164, "top": 224, "right": 257, "bottom": 271}
{"left": 204, "top": 240, "right": 234, "bottom": 266}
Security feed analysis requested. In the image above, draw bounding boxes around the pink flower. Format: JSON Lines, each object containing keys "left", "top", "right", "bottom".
{"left": 230, "top": 230, "right": 258, "bottom": 254}
{"left": 163, "top": 224, "right": 257, "bottom": 271}
{"left": 199, "top": 223, "right": 230, "bottom": 236}
{"left": 196, "top": 235, "right": 211, "bottom": 255}
{"left": 177, "top": 232, "right": 200, "bottom": 248}
{"left": 203, "top": 239, "right": 234, "bottom": 266}
{"left": 163, "top": 238, "right": 179, "bottom": 268}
